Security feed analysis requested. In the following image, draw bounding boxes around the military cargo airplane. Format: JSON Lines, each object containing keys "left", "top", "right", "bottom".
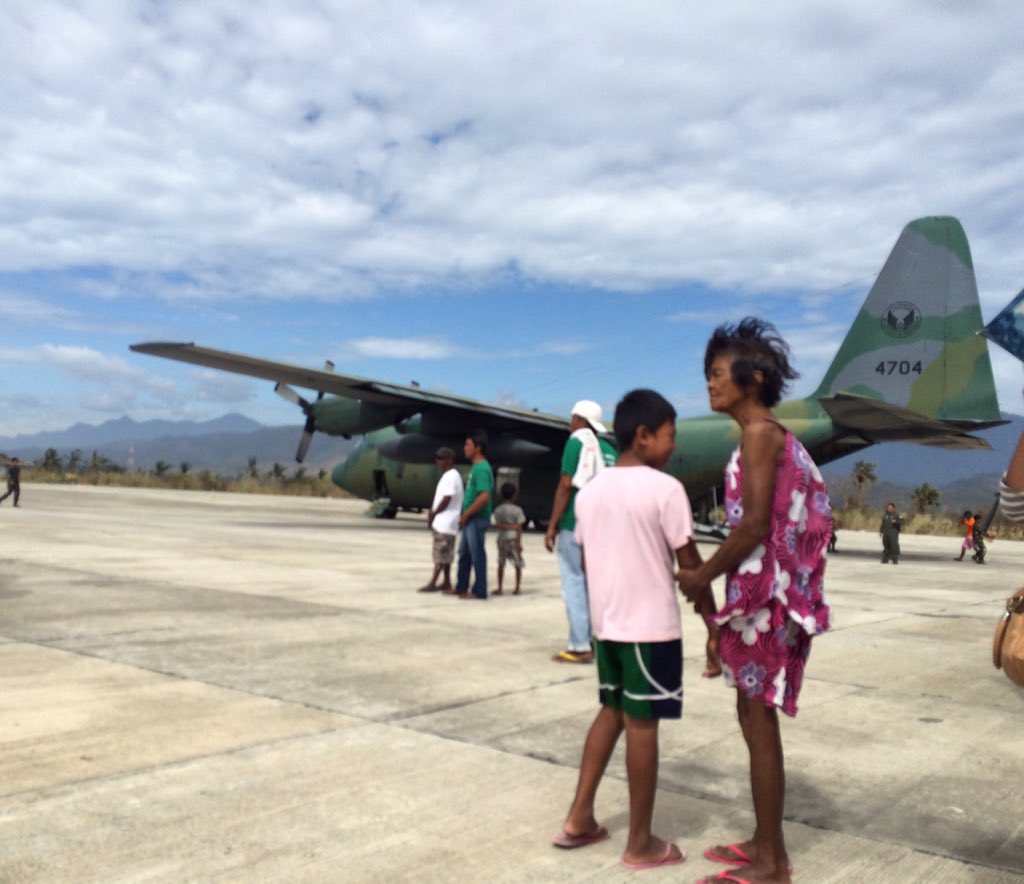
{"left": 131, "top": 216, "right": 1005, "bottom": 523}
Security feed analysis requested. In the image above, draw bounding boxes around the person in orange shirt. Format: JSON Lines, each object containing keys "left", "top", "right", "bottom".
{"left": 953, "top": 511, "right": 975, "bottom": 561}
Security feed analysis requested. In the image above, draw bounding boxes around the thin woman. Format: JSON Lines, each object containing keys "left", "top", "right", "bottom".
{"left": 679, "top": 318, "right": 832, "bottom": 884}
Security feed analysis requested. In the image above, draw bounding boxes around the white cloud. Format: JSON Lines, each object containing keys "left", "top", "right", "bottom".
{"left": 534, "top": 340, "right": 595, "bottom": 357}
{"left": 332, "top": 335, "right": 596, "bottom": 362}
{"left": 27, "top": 344, "right": 141, "bottom": 383}
{"left": 3, "top": 2, "right": 1024, "bottom": 432}
{"left": 0, "top": 342, "right": 176, "bottom": 411}
{"left": 193, "top": 369, "right": 260, "bottom": 404}
{"left": 492, "top": 389, "right": 531, "bottom": 410}
{"left": 3, "top": 1, "right": 1023, "bottom": 303}
{"left": 340, "top": 337, "right": 462, "bottom": 360}
{"left": 0, "top": 292, "right": 79, "bottom": 325}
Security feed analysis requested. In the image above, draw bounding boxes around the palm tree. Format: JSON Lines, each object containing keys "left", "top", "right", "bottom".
{"left": 849, "top": 460, "right": 877, "bottom": 509}
{"left": 911, "top": 483, "right": 941, "bottom": 514}
{"left": 41, "top": 448, "right": 62, "bottom": 473}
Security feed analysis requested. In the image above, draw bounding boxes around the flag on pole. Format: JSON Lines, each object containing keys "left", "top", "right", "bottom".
{"left": 981, "top": 288, "right": 1024, "bottom": 362}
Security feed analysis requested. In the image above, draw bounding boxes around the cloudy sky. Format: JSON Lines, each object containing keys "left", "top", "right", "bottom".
{"left": 2, "top": 1, "right": 1024, "bottom": 438}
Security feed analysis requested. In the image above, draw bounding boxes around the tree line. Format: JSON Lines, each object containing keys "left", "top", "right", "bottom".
{"left": 37, "top": 448, "right": 125, "bottom": 474}
{"left": 845, "top": 459, "right": 941, "bottom": 514}
{"left": 22, "top": 449, "right": 328, "bottom": 484}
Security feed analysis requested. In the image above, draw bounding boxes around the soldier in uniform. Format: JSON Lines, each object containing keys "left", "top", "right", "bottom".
{"left": 879, "top": 501, "right": 903, "bottom": 564}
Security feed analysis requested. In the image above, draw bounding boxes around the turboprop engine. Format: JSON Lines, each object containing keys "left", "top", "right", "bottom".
{"left": 276, "top": 379, "right": 411, "bottom": 462}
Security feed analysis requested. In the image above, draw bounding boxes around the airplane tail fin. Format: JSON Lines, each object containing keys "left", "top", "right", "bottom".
{"left": 810, "top": 216, "right": 1004, "bottom": 448}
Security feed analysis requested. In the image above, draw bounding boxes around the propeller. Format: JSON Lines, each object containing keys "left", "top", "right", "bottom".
{"left": 274, "top": 360, "right": 335, "bottom": 463}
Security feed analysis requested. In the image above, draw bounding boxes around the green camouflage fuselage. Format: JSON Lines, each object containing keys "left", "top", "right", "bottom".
{"left": 330, "top": 404, "right": 838, "bottom": 524}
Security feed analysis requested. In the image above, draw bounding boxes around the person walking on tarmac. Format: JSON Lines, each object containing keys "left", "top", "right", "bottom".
{"left": 954, "top": 511, "right": 976, "bottom": 561}
{"left": 879, "top": 501, "right": 903, "bottom": 564}
{"left": 0, "top": 458, "right": 21, "bottom": 507}
{"left": 970, "top": 513, "right": 994, "bottom": 564}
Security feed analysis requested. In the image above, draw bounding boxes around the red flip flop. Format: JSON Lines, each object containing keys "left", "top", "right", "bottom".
{"left": 551, "top": 825, "right": 610, "bottom": 849}
{"left": 620, "top": 841, "right": 686, "bottom": 870}
{"left": 703, "top": 843, "right": 752, "bottom": 865}
{"left": 697, "top": 872, "right": 752, "bottom": 884}
{"left": 702, "top": 844, "right": 793, "bottom": 876}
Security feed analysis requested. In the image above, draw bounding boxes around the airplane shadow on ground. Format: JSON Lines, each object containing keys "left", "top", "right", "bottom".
{"left": 740, "top": 770, "right": 1020, "bottom": 876}
{"left": 0, "top": 589, "right": 30, "bottom": 600}
{"left": 793, "top": 769, "right": 1023, "bottom": 875}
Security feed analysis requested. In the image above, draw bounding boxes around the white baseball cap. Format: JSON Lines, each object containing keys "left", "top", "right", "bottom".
{"left": 571, "top": 399, "right": 607, "bottom": 433}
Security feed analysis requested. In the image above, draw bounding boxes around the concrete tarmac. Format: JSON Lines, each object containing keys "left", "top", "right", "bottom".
{"left": 0, "top": 484, "right": 1022, "bottom": 883}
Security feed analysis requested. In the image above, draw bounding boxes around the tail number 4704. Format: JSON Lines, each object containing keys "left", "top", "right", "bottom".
{"left": 875, "top": 360, "right": 923, "bottom": 375}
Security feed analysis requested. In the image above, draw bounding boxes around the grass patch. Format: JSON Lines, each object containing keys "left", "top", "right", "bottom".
{"left": 20, "top": 467, "right": 352, "bottom": 499}
{"left": 834, "top": 506, "right": 1023, "bottom": 540}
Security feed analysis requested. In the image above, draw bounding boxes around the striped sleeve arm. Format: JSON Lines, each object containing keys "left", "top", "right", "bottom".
{"left": 999, "top": 477, "right": 1024, "bottom": 523}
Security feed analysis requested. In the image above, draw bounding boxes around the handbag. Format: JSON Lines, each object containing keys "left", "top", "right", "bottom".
{"left": 992, "top": 588, "right": 1024, "bottom": 686}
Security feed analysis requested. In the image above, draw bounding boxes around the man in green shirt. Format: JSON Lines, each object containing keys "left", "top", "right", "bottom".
{"left": 544, "top": 401, "right": 618, "bottom": 662}
{"left": 456, "top": 429, "right": 495, "bottom": 600}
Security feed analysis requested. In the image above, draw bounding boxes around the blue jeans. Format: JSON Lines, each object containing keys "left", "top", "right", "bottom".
{"left": 557, "top": 529, "right": 591, "bottom": 652}
{"left": 456, "top": 515, "right": 489, "bottom": 598}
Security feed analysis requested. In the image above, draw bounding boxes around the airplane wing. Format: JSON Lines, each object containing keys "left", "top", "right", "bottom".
{"left": 130, "top": 342, "right": 569, "bottom": 434}
{"left": 818, "top": 392, "right": 1002, "bottom": 450}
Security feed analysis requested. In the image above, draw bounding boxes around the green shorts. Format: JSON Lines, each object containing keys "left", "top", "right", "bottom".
{"left": 594, "top": 637, "right": 683, "bottom": 720}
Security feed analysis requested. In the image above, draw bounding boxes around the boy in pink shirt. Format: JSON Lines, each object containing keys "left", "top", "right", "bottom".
{"left": 551, "top": 388, "right": 718, "bottom": 870}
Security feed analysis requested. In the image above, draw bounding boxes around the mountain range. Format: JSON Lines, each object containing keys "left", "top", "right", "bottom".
{"left": 819, "top": 413, "right": 1024, "bottom": 509}
{"left": 1, "top": 412, "right": 1021, "bottom": 508}
{"left": 0, "top": 414, "right": 357, "bottom": 476}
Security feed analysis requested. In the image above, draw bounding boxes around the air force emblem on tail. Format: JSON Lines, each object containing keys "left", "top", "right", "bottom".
{"left": 876, "top": 301, "right": 924, "bottom": 378}
{"left": 881, "top": 301, "right": 921, "bottom": 338}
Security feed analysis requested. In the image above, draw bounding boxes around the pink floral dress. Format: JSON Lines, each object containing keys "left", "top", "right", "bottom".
{"left": 714, "top": 422, "right": 832, "bottom": 717}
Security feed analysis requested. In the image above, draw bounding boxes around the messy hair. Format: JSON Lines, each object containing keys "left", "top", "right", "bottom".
{"left": 704, "top": 317, "right": 798, "bottom": 407}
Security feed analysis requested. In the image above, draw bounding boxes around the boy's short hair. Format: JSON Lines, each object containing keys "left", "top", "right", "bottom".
{"left": 468, "top": 428, "right": 488, "bottom": 452}
{"left": 703, "top": 317, "right": 798, "bottom": 407}
{"left": 613, "top": 388, "right": 676, "bottom": 451}
{"left": 500, "top": 481, "right": 517, "bottom": 500}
